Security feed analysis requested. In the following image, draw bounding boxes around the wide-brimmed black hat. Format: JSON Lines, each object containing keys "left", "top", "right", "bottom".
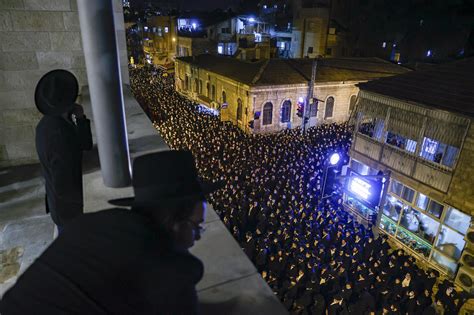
{"left": 109, "top": 150, "right": 224, "bottom": 207}
{"left": 35, "top": 69, "right": 78, "bottom": 116}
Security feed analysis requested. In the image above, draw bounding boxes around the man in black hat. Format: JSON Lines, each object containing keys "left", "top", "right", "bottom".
{"left": 34, "top": 69, "right": 92, "bottom": 233}
{"left": 0, "top": 150, "right": 222, "bottom": 315}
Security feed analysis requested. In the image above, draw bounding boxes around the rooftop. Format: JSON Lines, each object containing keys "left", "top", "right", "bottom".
{"left": 176, "top": 54, "right": 410, "bottom": 86}
{"left": 358, "top": 57, "right": 474, "bottom": 117}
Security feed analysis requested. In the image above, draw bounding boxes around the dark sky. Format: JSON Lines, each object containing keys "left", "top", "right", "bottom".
{"left": 131, "top": 0, "right": 241, "bottom": 11}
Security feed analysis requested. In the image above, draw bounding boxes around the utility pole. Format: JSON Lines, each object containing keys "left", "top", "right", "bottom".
{"left": 302, "top": 58, "right": 318, "bottom": 135}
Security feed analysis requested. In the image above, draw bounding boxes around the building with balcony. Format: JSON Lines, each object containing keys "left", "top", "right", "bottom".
{"left": 174, "top": 54, "right": 408, "bottom": 133}
{"left": 344, "top": 58, "right": 474, "bottom": 290}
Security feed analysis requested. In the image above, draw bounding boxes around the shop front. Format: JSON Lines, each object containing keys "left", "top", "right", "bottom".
{"left": 379, "top": 178, "right": 471, "bottom": 278}
{"left": 343, "top": 158, "right": 472, "bottom": 278}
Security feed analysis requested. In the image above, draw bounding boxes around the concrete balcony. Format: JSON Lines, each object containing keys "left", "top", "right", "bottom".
{"left": 352, "top": 133, "right": 453, "bottom": 192}
{"left": 0, "top": 85, "right": 287, "bottom": 314}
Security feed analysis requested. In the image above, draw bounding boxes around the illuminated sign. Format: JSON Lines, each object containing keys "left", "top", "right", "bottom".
{"left": 345, "top": 171, "right": 385, "bottom": 208}
{"left": 349, "top": 177, "right": 371, "bottom": 200}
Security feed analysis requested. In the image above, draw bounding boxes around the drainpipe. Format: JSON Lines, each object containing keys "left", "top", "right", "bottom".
{"left": 77, "top": 0, "right": 132, "bottom": 187}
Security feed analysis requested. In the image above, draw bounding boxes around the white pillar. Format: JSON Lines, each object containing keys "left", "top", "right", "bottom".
{"left": 77, "top": 0, "right": 131, "bottom": 187}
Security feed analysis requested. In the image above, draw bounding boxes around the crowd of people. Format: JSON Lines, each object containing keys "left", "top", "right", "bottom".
{"left": 130, "top": 66, "right": 467, "bottom": 315}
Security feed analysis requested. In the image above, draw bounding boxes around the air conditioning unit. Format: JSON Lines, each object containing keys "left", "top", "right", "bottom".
{"left": 465, "top": 225, "right": 474, "bottom": 246}
{"left": 461, "top": 250, "right": 474, "bottom": 272}
{"left": 455, "top": 266, "right": 474, "bottom": 294}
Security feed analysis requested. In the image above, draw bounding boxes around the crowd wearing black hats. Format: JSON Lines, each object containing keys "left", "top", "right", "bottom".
{"left": 130, "top": 66, "right": 467, "bottom": 315}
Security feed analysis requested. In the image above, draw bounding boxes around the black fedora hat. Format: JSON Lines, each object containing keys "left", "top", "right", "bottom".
{"left": 109, "top": 150, "right": 224, "bottom": 207}
{"left": 35, "top": 69, "right": 79, "bottom": 116}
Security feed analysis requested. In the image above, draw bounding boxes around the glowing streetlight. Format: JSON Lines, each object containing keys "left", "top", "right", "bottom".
{"left": 329, "top": 153, "right": 340, "bottom": 165}
{"left": 192, "top": 23, "right": 197, "bottom": 30}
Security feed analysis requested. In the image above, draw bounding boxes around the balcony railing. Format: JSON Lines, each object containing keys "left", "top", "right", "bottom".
{"left": 353, "top": 133, "right": 453, "bottom": 192}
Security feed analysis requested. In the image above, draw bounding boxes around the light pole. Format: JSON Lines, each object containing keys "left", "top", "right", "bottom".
{"left": 301, "top": 57, "right": 318, "bottom": 135}
{"left": 319, "top": 152, "right": 341, "bottom": 205}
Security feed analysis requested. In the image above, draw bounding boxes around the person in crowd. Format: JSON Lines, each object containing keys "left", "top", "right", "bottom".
{"left": 123, "top": 66, "right": 464, "bottom": 314}
{"left": 34, "top": 69, "right": 93, "bottom": 233}
{"left": 0, "top": 151, "right": 221, "bottom": 314}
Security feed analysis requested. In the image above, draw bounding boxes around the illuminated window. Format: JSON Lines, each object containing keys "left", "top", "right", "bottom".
{"left": 427, "top": 50, "right": 432, "bottom": 57}
{"left": 217, "top": 44, "right": 224, "bottom": 54}
{"left": 262, "top": 102, "right": 273, "bottom": 125}
{"left": 382, "top": 42, "right": 387, "bottom": 48}
{"left": 263, "top": 4, "right": 267, "bottom": 9}
{"left": 281, "top": 100, "right": 291, "bottom": 123}
{"left": 144, "top": 26, "right": 148, "bottom": 31}
{"left": 164, "top": 27, "right": 169, "bottom": 33}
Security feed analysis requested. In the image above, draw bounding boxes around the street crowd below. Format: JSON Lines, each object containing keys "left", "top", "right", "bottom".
{"left": 130, "top": 66, "right": 468, "bottom": 315}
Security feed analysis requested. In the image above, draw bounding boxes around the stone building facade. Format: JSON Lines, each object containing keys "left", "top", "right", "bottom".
{"left": 174, "top": 54, "right": 409, "bottom": 134}
{"left": 343, "top": 58, "right": 474, "bottom": 289}
{"left": 0, "top": 0, "right": 129, "bottom": 167}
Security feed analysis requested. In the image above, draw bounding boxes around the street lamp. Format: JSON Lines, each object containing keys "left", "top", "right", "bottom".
{"left": 320, "top": 152, "right": 342, "bottom": 205}
{"left": 329, "top": 152, "right": 340, "bottom": 166}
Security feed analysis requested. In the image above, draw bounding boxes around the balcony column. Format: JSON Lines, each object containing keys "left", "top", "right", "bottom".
{"left": 77, "top": 0, "right": 131, "bottom": 187}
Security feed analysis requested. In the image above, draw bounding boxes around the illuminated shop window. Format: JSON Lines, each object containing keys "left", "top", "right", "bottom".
{"left": 396, "top": 228, "right": 432, "bottom": 258}
{"left": 444, "top": 207, "right": 470, "bottom": 235}
{"left": 380, "top": 215, "right": 397, "bottom": 236}
{"left": 431, "top": 251, "right": 458, "bottom": 277}
{"left": 399, "top": 207, "right": 439, "bottom": 244}
{"left": 435, "top": 226, "right": 465, "bottom": 260}
{"left": 383, "top": 195, "right": 405, "bottom": 222}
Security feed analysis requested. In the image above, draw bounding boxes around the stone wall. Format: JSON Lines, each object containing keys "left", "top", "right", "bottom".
{"left": 446, "top": 120, "right": 474, "bottom": 215}
{"left": 253, "top": 83, "right": 359, "bottom": 133}
{"left": 0, "top": 0, "right": 129, "bottom": 167}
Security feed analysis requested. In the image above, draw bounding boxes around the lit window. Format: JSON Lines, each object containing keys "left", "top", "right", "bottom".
{"left": 416, "top": 193, "right": 429, "bottom": 210}
{"left": 274, "top": 4, "right": 277, "bottom": 8}
{"left": 263, "top": 5, "right": 267, "bottom": 9}
{"left": 164, "top": 27, "right": 169, "bottom": 33}
{"left": 280, "top": 42, "right": 285, "bottom": 49}
{"left": 217, "top": 45, "right": 223, "bottom": 54}
{"left": 382, "top": 41, "right": 386, "bottom": 48}
{"left": 144, "top": 26, "right": 148, "bottom": 31}
{"left": 427, "top": 50, "right": 432, "bottom": 57}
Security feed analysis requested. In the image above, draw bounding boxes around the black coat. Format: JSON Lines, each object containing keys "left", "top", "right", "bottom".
{"left": 35, "top": 115, "right": 92, "bottom": 226}
{"left": 0, "top": 209, "right": 204, "bottom": 315}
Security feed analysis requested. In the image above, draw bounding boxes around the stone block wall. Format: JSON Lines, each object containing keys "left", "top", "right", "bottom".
{"left": 253, "top": 83, "right": 359, "bottom": 134}
{"left": 0, "top": 0, "right": 128, "bottom": 167}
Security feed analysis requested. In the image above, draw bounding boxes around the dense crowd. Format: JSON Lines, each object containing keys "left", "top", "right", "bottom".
{"left": 130, "top": 66, "right": 467, "bottom": 315}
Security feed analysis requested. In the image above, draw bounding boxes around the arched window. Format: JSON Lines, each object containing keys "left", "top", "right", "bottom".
{"left": 237, "top": 98, "right": 243, "bottom": 121}
{"left": 263, "top": 102, "right": 273, "bottom": 125}
{"left": 185, "top": 76, "right": 189, "bottom": 90}
{"left": 194, "top": 78, "right": 199, "bottom": 92}
{"left": 222, "top": 91, "right": 227, "bottom": 103}
{"left": 325, "top": 96, "right": 334, "bottom": 119}
{"left": 211, "top": 85, "right": 216, "bottom": 100}
{"left": 310, "top": 101, "right": 318, "bottom": 117}
{"left": 206, "top": 82, "right": 210, "bottom": 97}
{"left": 349, "top": 95, "right": 357, "bottom": 112}
{"left": 281, "top": 100, "right": 291, "bottom": 123}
